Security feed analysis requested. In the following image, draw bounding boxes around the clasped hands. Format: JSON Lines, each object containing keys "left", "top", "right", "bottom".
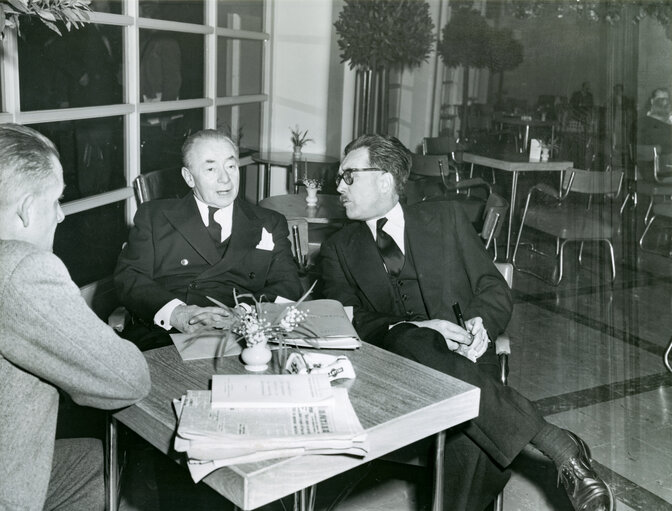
{"left": 408, "top": 316, "right": 490, "bottom": 362}
{"left": 170, "top": 304, "right": 237, "bottom": 334}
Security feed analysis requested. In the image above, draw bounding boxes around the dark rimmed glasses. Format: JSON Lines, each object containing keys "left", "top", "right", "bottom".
{"left": 335, "top": 167, "right": 385, "bottom": 187}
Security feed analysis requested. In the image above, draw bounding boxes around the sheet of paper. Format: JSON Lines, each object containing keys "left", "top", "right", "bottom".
{"left": 170, "top": 332, "right": 244, "bottom": 361}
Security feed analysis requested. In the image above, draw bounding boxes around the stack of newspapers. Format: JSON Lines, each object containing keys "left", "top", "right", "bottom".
{"left": 173, "top": 374, "right": 369, "bottom": 481}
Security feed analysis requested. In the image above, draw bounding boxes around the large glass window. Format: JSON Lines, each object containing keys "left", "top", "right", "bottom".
{"left": 140, "top": 30, "right": 204, "bottom": 102}
{"left": 31, "top": 117, "right": 125, "bottom": 202}
{"left": 218, "top": 0, "right": 264, "bottom": 32}
{"left": 139, "top": 0, "right": 204, "bottom": 25}
{"left": 217, "top": 38, "right": 263, "bottom": 97}
{"left": 141, "top": 109, "right": 204, "bottom": 173}
{"left": 53, "top": 202, "right": 128, "bottom": 286}
{"left": 19, "top": 22, "right": 123, "bottom": 111}
{"left": 217, "top": 103, "right": 261, "bottom": 155}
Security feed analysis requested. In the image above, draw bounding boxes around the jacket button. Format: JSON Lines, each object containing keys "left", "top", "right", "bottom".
{"left": 180, "top": 259, "right": 189, "bottom": 266}
{"left": 248, "top": 272, "right": 256, "bottom": 279}
{"left": 189, "top": 282, "right": 197, "bottom": 289}
{"left": 402, "top": 294, "right": 408, "bottom": 301}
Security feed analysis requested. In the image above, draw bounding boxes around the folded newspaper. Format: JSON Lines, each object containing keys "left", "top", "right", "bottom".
{"left": 173, "top": 374, "right": 368, "bottom": 481}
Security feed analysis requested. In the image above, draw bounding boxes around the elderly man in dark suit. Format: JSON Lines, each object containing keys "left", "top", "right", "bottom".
{"left": 115, "top": 129, "right": 303, "bottom": 349}
{"left": 320, "top": 134, "right": 613, "bottom": 511}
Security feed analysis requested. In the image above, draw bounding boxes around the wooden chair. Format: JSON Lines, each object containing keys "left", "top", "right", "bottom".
{"left": 133, "top": 166, "right": 189, "bottom": 205}
{"left": 512, "top": 169, "right": 624, "bottom": 285}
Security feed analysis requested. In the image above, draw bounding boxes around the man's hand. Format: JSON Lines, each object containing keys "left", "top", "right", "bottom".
{"left": 170, "top": 304, "right": 235, "bottom": 333}
{"left": 462, "top": 317, "right": 490, "bottom": 361}
{"left": 407, "top": 319, "right": 472, "bottom": 351}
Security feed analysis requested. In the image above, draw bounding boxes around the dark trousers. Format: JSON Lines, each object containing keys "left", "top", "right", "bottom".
{"left": 380, "top": 324, "right": 547, "bottom": 511}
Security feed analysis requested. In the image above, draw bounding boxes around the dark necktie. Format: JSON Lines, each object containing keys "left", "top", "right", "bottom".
{"left": 207, "top": 206, "right": 222, "bottom": 243}
{"left": 376, "top": 218, "right": 404, "bottom": 276}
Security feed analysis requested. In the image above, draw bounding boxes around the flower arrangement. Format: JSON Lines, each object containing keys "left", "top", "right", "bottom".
{"left": 290, "top": 126, "right": 313, "bottom": 150}
{"left": 303, "top": 178, "right": 322, "bottom": 191}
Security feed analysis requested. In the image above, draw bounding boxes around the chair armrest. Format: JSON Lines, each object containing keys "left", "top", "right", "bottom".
{"left": 108, "top": 306, "right": 130, "bottom": 333}
{"left": 452, "top": 177, "right": 493, "bottom": 195}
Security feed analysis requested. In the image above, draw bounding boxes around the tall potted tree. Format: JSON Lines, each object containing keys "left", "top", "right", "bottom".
{"left": 334, "top": 0, "right": 434, "bottom": 136}
{"left": 0, "top": 0, "right": 91, "bottom": 40}
{"left": 488, "top": 27, "right": 523, "bottom": 108}
{"left": 437, "top": 5, "right": 492, "bottom": 138}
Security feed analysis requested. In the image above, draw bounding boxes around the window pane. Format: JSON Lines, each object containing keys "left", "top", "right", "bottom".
{"left": 30, "top": 117, "right": 125, "bottom": 202}
{"left": 141, "top": 109, "right": 204, "bottom": 173}
{"left": 139, "top": 0, "right": 203, "bottom": 24}
{"left": 19, "top": 22, "right": 123, "bottom": 111}
{"left": 140, "top": 30, "right": 204, "bottom": 101}
{"left": 218, "top": 0, "right": 264, "bottom": 32}
{"left": 217, "top": 103, "right": 261, "bottom": 155}
{"left": 91, "top": 0, "right": 122, "bottom": 15}
{"left": 217, "top": 38, "right": 263, "bottom": 97}
{"left": 53, "top": 202, "right": 127, "bottom": 287}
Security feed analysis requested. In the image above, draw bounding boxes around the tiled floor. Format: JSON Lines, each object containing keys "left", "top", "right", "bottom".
{"left": 119, "top": 203, "right": 672, "bottom": 510}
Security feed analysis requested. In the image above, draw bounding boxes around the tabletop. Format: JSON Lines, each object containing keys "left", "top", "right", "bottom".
{"left": 252, "top": 152, "right": 340, "bottom": 167}
{"left": 462, "top": 151, "right": 573, "bottom": 172}
{"left": 114, "top": 343, "right": 480, "bottom": 510}
{"left": 259, "top": 191, "right": 347, "bottom": 224}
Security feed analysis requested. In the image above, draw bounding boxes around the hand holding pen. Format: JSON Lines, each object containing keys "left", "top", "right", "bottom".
{"left": 452, "top": 302, "right": 474, "bottom": 346}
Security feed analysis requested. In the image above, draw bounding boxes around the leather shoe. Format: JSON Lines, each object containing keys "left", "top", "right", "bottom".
{"left": 557, "top": 431, "right": 614, "bottom": 511}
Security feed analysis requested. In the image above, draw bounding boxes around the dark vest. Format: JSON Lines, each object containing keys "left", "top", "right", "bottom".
{"left": 384, "top": 232, "right": 429, "bottom": 321}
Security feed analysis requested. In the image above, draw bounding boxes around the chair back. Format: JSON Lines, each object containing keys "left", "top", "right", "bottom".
{"left": 422, "top": 136, "right": 459, "bottom": 155}
{"left": 133, "top": 166, "right": 190, "bottom": 204}
{"left": 410, "top": 154, "right": 453, "bottom": 179}
{"left": 635, "top": 144, "right": 661, "bottom": 182}
{"left": 286, "top": 218, "right": 309, "bottom": 269}
{"left": 562, "top": 169, "right": 623, "bottom": 196}
{"left": 494, "top": 262, "right": 513, "bottom": 289}
{"left": 293, "top": 160, "right": 340, "bottom": 194}
{"left": 481, "top": 193, "right": 508, "bottom": 249}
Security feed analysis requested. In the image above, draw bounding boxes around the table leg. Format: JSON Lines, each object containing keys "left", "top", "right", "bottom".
{"left": 506, "top": 172, "right": 519, "bottom": 261}
{"left": 294, "top": 485, "right": 316, "bottom": 511}
{"left": 263, "top": 165, "right": 271, "bottom": 200}
{"left": 523, "top": 125, "right": 530, "bottom": 153}
{"left": 106, "top": 415, "right": 118, "bottom": 511}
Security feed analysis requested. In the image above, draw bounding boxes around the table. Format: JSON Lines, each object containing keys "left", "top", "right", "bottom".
{"left": 462, "top": 151, "right": 573, "bottom": 260}
{"left": 114, "top": 344, "right": 480, "bottom": 510}
{"left": 259, "top": 190, "right": 347, "bottom": 225}
{"left": 494, "top": 115, "right": 556, "bottom": 153}
{"left": 251, "top": 152, "right": 340, "bottom": 203}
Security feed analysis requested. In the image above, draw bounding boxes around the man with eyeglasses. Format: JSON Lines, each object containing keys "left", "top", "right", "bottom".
{"left": 320, "top": 134, "right": 613, "bottom": 511}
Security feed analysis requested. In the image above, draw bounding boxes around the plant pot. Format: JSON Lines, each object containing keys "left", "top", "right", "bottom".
{"left": 541, "top": 148, "right": 550, "bottom": 162}
{"left": 305, "top": 187, "right": 318, "bottom": 206}
{"left": 240, "top": 341, "right": 272, "bottom": 372}
{"left": 293, "top": 146, "right": 302, "bottom": 160}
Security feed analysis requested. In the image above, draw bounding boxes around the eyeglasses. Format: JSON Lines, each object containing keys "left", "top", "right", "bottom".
{"left": 335, "top": 167, "right": 384, "bottom": 186}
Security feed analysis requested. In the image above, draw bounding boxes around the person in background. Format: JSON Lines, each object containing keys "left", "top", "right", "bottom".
{"left": 114, "top": 129, "right": 303, "bottom": 350}
{"left": 0, "top": 123, "right": 151, "bottom": 510}
{"left": 320, "top": 134, "right": 614, "bottom": 511}
{"left": 638, "top": 87, "right": 672, "bottom": 164}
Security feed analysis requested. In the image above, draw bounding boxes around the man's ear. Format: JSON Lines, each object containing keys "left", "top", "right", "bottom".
{"left": 16, "top": 193, "right": 34, "bottom": 228}
{"left": 380, "top": 172, "right": 395, "bottom": 194}
{"left": 181, "top": 167, "right": 195, "bottom": 188}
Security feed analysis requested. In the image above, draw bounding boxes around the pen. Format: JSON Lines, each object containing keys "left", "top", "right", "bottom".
{"left": 452, "top": 302, "right": 474, "bottom": 345}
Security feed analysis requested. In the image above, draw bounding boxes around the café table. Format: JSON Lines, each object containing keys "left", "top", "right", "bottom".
{"left": 259, "top": 190, "right": 347, "bottom": 225}
{"left": 251, "top": 152, "right": 340, "bottom": 203}
{"left": 494, "top": 115, "right": 557, "bottom": 154}
{"left": 113, "top": 343, "right": 480, "bottom": 510}
{"left": 462, "top": 151, "right": 573, "bottom": 260}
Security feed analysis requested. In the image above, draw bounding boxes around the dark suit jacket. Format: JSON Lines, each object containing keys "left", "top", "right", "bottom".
{"left": 320, "top": 201, "right": 512, "bottom": 343}
{"left": 114, "top": 195, "right": 303, "bottom": 323}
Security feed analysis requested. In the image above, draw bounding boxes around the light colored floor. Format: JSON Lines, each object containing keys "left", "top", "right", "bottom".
{"left": 119, "top": 202, "right": 672, "bottom": 511}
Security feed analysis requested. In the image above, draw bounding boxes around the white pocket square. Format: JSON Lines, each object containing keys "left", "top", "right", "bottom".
{"left": 255, "top": 227, "right": 275, "bottom": 251}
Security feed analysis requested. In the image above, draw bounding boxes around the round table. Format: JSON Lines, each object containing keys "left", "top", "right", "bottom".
{"left": 251, "top": 152, "right": 340, "bottom": 202}
{"left": 258, "top": 190, "right": 347, "bottom": 224}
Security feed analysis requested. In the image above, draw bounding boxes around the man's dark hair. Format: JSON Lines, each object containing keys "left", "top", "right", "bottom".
{"left": 182, "top": 129, "right": 238, "bottom": 169}
{"left": 343, "top": 134, "right": 411, "bottom": 196}
{"left": 0, "top": 123, "right": 60, "bottom": 208}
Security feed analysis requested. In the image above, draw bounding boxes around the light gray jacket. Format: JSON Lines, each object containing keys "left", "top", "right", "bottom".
{"left": 0, "top": 240, "right": 151, "bottom": 511}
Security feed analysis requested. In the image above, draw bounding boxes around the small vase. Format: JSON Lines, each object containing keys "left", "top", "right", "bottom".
{"left": 240, "top": 341, "right": 272, "bottom": 372}
{"left": 305, "top": 187, "right": 318, "bottom": 206}
{"left": 541, "top": 148, "right": 550, "bottom": 162}
{"left": 293, "top": 146, "right": 302, "bottom": 160}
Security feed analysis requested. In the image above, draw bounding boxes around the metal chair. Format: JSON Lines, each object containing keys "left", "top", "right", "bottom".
{"left": 630, "top": 145, "right": 672, "bottom": 225}
{"left": 513, "top": 169, "right": 624, "bottom": 285}
{"left": 665, "top": 336, "right": 672, "bottom": 374}
{"left": 479, "top": 193, "right": 509, "bottom": 262}
{"left": 639, "top": 201, "right": 672, "bottom": 257}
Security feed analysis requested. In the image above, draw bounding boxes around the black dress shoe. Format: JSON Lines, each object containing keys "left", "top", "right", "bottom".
{"left": 557, "top": 431, "right": 615, "bottom": 511}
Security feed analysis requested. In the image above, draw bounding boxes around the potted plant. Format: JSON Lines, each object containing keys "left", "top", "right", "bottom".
{"left": 0, "top": 0, "right": 91, "bottom": 40}
{"left": 303, "top": 178, "right": 322, "bottom": 206}
{"left": 290, "top": 125, "right": 313, "bottom": 159}
{"left": 334, "top": 0, "right": 434, "bottom": 135}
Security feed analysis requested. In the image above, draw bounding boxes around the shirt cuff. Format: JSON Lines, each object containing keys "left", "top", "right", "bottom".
{"left": 154, "top": 298, "right": 185, "bottom": 331}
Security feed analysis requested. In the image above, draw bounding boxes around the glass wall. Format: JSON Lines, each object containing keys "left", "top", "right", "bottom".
{"left": 1, "top": 1, "right": 268, "bottom": 286}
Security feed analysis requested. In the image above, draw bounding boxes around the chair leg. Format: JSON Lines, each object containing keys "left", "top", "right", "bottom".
{"left": 644, "top": 196, "right": 654, "bottom": 225}
{"left": 604, "top": 239, "right": 616, "bottom": 281}
{"left": 554, "top": 240, "right": 567, "bottom": 286}
{"left": 432, "top": 431, "right": 446, "bottom": 511}
{"left": 106, "top": 415, "right": 119, "bottom": 511}
{"left": 639, "top": 214, "right": 657, "bottom": 250}
{"left": 578, "top": 241, "right": 585, "bottom": 265}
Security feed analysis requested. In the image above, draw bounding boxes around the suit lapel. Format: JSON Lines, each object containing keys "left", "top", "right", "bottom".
{"left": 213, "top": 200, "right": 263, "bottom": 274}
{"left": 404, "top": 205, "right": 444, "bottom": 318}
{"left": 163, "top": 194, "right": 222, "bottom": 265}
{"left": 345, "top": 222, "right": 397, "bottom": 313}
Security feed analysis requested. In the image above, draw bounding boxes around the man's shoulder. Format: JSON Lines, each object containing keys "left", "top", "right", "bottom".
{"left": 405, "top": 199, "right": 458, "bottom": 218}
{"left": 137, "top": 197, "right": 183, "bottom": 214}
{"left": 322, "top": 221, "right": 363, "bottom": 248}
{"left": 0, "top": 240, "right": 69, "bottom": 287}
